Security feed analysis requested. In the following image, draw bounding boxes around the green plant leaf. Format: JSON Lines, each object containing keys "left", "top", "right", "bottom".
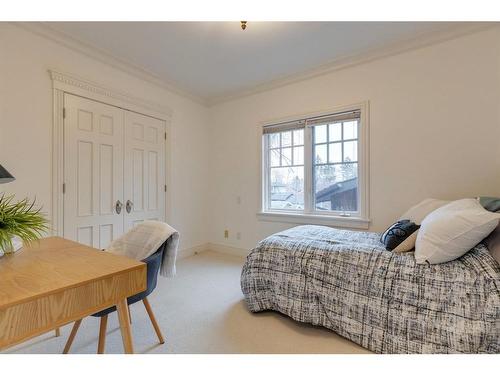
{"left": 0, "top": 194, "right": 49, "bottom": 251}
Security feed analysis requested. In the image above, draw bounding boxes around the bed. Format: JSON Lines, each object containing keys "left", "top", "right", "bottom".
{"left": 240, "top": 225, "right": 500, "bottom": 353}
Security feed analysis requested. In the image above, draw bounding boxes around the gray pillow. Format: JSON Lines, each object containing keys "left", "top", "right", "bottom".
{"left": 479, "top": 197, "right": 500, "bottom": 265}
{"left": 478, "top": 197, "right": 500, "bottom": 212}
{"left": 484, "top": 225, "right": 500, "bottom": 265}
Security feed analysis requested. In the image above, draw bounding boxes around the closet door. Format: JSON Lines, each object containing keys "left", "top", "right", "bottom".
{"left": 123, "top": 111, "right": 166, "bottom": 231}
{"left": 63, "top": 94, "right": 124, "bottom": 248}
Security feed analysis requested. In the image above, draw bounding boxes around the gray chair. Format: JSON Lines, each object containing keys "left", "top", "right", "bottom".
{"left": 62, "top": 243, "right": 166, "bottom": 354}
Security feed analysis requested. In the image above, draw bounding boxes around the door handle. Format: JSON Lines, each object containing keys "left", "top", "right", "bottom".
{"left": 115, "top": 200, "right": 123, "bottom": 214}
{"left": 126, "top": 200, "right": 133, "bottom": 214}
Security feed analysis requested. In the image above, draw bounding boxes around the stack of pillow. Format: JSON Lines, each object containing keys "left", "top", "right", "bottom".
{"left": 381, "top": 198, "right": 500, "bottom": 264}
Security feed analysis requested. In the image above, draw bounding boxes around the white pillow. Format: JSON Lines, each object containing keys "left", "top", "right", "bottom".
{"left": 399, "top": 198, "right": 450, "bottom": 225}
{"left": 415, "top": 199, "right": 500, "bottom": 264}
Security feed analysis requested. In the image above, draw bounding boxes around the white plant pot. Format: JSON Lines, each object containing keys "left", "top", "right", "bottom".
{"left": 0, "top": 235, "right": 23, "bottom": 255}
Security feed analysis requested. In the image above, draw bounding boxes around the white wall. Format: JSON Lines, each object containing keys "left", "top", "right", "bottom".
{"left": 0, "top": 23, "right": 210, "bottom": 253}
{"left": 208, "top": 27, "right": 500, "bottom": 251}
{"left": 2, "top": 24, "right": 500, "bottom": 256}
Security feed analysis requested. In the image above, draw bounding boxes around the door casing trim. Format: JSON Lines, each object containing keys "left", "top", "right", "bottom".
{"left": 50, "top": 69, "right": 172, "bottom": 237}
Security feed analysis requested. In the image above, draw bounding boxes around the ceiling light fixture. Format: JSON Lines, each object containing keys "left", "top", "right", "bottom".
{"left": 240, "top": 21, "right": 247, "bottom": 30}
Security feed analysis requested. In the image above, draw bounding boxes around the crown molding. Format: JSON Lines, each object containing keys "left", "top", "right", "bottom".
{"left": 207, "top": 23, "right": 497, "bottom": 106}
{"left": 49, "top": 69, "right": 173, "bottom": 118}
{"left": 14, "top": 22, "right": 209, "bottom": 106}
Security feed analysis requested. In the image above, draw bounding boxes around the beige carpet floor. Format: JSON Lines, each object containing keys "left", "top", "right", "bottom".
{"left": 6, "top": 250, "right": 369, "bottom": 354}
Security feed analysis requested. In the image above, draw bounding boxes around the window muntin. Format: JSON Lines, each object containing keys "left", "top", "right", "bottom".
{"left": 263, "top": 108, "right": 364, "bottom": 218}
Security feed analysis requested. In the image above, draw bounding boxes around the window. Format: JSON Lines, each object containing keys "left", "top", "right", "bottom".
{"left": 260, "top": 104, "right": 369, "bottom": 228}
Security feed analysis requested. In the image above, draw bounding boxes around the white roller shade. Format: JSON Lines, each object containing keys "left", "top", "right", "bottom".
{"left": 306, "top": 110, "right": 361, "bottom": 126}
{"left": 262, "top": 119, "right": 305, "bottom": 134}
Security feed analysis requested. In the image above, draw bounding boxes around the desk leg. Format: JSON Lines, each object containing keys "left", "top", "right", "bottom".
{"left": 116, "top": 299, "right": 134, "bottom": 354}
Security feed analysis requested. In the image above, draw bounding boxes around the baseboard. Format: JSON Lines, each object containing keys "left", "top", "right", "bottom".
{"left": 177, "top": 243, "right": 209, "bottom": 259}
{"left": 177, "top": 242, "right": 250, "bottom": 259}
{"left": 206, "top": 242, "right": 250, "bottom": 258}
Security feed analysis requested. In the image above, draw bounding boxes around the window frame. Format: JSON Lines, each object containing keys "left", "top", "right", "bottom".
{"left": 259, "top": 102, "right": 370, "bottom": 229}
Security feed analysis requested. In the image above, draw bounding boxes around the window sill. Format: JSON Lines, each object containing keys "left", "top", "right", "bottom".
{"left": 257, "top": 211, "right": 370, "bottom": 230}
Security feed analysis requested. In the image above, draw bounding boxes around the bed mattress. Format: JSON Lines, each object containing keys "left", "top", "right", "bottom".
{"left": 240, "top": 225, "right": 500, "bottom": 353}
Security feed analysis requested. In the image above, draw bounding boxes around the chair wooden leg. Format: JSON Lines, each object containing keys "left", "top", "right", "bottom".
{"left": 97, "top": 315, "right": 108, "bottom": 354}
{"left": 55, "top": 327, "right": 61, "bottom": 337}
{"left": 142, "top": 297, "right": 164, "bottom": 344}
{"left": 128, "top": 304, "right": 132, "bottom": 324}
{"left": 63, "top": 319, "right": 82, "bottom": 354}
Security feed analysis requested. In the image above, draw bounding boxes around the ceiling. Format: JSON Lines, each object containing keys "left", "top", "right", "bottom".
{"left": 44, "top": 22, "right": 471, "bottom": 103}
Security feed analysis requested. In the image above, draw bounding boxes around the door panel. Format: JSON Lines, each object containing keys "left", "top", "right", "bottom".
{"left": 77, "top": 141, "right": 93, "bottom": 216}
{"left": 64, "top": 94, "right": 124, "bottom": 248}
{"left": 148, "top": 151, "right": 158, "bottom": 210}
{"left": 132, "top": 148, "right": 145, "bottom": 211}
{"left": 99, "top": 144, "right": 114, "bottom": 215}
{"left": 124, "top": 111, "right": 165, "bottom": 231}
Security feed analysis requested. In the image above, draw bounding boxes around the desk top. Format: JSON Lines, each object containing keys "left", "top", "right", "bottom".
{"left": 0, "top": 237, "right": 145, "bottom": 309}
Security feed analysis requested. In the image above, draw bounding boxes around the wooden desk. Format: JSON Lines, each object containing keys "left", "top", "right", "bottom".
{"left": 0, "top": 237, "right": 146, "bottom": 353}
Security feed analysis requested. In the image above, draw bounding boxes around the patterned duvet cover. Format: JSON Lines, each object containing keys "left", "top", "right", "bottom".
{"left": 240, "top": 225, "right": 500, "bottom": 353}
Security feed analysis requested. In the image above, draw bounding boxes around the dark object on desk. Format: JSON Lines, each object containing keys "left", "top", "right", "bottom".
{"left": 0, "top": 164, "right": 15, "bottom": 184}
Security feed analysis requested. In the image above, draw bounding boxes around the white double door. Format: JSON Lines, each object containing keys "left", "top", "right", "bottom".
{"left": 63, "top": 93, "right": 166, "bottom": 249}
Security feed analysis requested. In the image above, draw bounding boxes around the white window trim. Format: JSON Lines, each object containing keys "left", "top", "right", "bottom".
{"left": 258, "top": 101, "right": 370, "bottom": 229}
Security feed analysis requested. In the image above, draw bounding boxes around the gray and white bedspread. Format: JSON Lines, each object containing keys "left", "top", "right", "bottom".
{"left": 240, "top": 225, "right": 500, "bottom": 353}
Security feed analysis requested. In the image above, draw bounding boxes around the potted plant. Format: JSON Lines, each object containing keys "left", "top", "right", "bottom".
{"left": 0, "top": 194, "right": 49, "bottom": 255}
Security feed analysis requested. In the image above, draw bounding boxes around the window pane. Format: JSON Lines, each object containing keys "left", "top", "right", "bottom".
{"left": 281, "top": 131, "right": 292, "bottom": 147}
{"left": 340, "top": 162, "right": 358, "bottom": 182}
{"left": 314, "top": 144, "right": 327, "bottom": 164}
{"left": 269, "top": 133, "right": 280, "bottom": 148}
{"left": 270, "top": 148, "right": 280, "bottom": 167}
{"left": 344, "top": 140, "right": 358, "bottom": 162}
{"left": 328, "top": 142, "right": 342, "bottom": 163}
{"left": 314, "top": 125, "right": 327, "bottom": 143}
{"left": 329, "top": 123, "right": 342, "bottom": 142}
{"left": 314, "top": 163, "right": 358, "bottom": 212}
{"left": 343, "top": 121, "right": 357, "bottom": 139}
{"left": 270, "top": 167, "right": 304, "bottom": 210}
{"left": 281, "top": 147, "right": 292, "bottom": 166}
{"left": 293, "top": 146, "right": 304, "bottom": 165}
{"left": 293, "top": 129, "right": 304, "bottom": 146}
{"left": 315, "top": 163, "right": 341, "bottom": 203}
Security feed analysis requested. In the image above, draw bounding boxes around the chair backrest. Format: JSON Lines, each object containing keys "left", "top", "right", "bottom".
{"left": 92, "top": 242, "right": 166, "bottom": 317}
{"left": 142, "top": 243, "right": 165, "bottom": 294}
{"left": 126, "top": 243, "right": 165, "bottom": 305}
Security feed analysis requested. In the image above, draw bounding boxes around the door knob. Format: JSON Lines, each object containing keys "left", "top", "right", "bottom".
{"left": 126, "top": 200, "right": 133, "bottom": 213}
{"left": 115, "top": 200, "right": 123, "bottom": 214}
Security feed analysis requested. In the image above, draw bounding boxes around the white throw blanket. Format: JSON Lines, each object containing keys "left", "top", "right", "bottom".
{"left": 107, "top": 221, "right": 179, "bottom": 277}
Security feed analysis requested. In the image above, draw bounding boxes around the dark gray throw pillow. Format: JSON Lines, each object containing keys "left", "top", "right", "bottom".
{"left": 381, "top": 220, "right": 420, "bottom": 251}
{"left": 478, "top": 196, "right": 500, "bottom": 213}
{"left": 484, "top": 224, "right": 500, "bottom": 265}
{"left": 478, "top": 196, "right": 500, "bottom": 265}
